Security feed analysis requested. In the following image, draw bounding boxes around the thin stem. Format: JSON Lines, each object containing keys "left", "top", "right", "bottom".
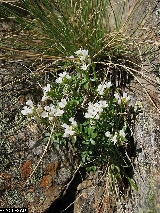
{"left": 25, "top": 122, "right": 55, "bottom": 184}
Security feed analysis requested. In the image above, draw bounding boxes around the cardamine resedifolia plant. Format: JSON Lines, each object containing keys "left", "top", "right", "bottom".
{"left": 1, "top": 0, "right": 151, "bottom": 190}
{"left": 21, "top": 48, "right": 139, "bottom": 190}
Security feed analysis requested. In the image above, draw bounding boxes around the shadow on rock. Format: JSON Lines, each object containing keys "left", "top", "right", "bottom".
{"left": 43, "top": 167, "right": 86, "bottom": 213}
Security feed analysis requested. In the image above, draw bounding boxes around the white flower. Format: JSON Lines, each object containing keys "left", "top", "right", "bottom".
{"left": 105, "top": 81, "right": 112, "bottom": 88}
{"left": 84, "top": 100, "right": 107, "bottom": 120}
{"left": 94, "top": 102, "right": 101, "bottom": 110}
{"left": 21, "top": 99, "right": 34, "bottom": 116}
{"left": 41, "top": 95, "right": 47, "bottom": 102}
{"left": 114, "top": 92, "right": 130, "bottom": 105}
{"left": 74, "top": 48, "right": 91, "bottom": 66}
{"left": 118, "top": 99, "right": 121, "bottom": 105}
{"left": 56, "top": 77, "right": 63, "bottom": 84}
{"left": 58, "top": 98, "right": 67, "bottom": 108}
{"left": 49, "top": 104, "right": 56, "bottom": 116}
{"left": 61, "top": 123, "right": 68, "bottom": 128}
{"left": 26, "top": 99, "right": 33, "bottom": 107}
{"left": 68, "top": 55, "right": 74, "bottom": 59}
{"left": 55, "top": 108, "right": 64, "bottom": 117}
{"left": 66, "top": 74, "right": 71, "bottom": 80}
{"left": 97, "top": 84, "right": 106, "bottom": 92}
{"left": 59, "top": 71, "right": 67, "bottom": 78}
{"left": 119, "top": 129, "right": 126, "bottom": 138}
{"left": 69, "top": 117, "right": 77, "bottom": 126}
{"left": 44, "top": 105, "right": 51, "bottom": 111}
{"left": 21, "top": 106, "right": 33, "bottom": 115}
{"left": 111, "top": 133, "right": 118, "bottom": 144}
{"left": 97, "top": 82, "right": 111, "bottom": 95}
{"left": 105, "top": 131, "right": 111, "bottom": 137}
{"left": 75, "top": 48, "right": 89, "bottom": 59}
{"left": 97, "top": 90, "right": 104, "bottom": 96}
{"left": 48, "top": 116, "right": 54, "bottom": 121}
{"left": 80, "top": 64, "right": 89, "bottom": 71}
{"left": 80, "top": 49, "right": 89, "bottom": 60}
{"left": 84, "top": 112, "right": 92, "bottom": 119}
{"left": 96, "top": 84, "right": 106, "bottom": 95}
{"left": 59, "top": 71, "right": 71, "bottom": 79}
{"left": 87, "top": 109, "right": 94, "bottom": 116}
{"left": 114, "top": 93, "right": 121, "bottom": 104}
{"left": 99, "top": 100, "right": 108, "bottom": 108}
{"left": 122, "top": 92, "right": 130, "bottom": 102}
{"left": 41, "top": 84, "right": 51, "bottom": 101}
{"left": 43, "top": 104, "right": 56, "bottom": 118}
{"left": 114, "top": 93, "right": 120, "bottom": 100}
{"left": 41, "top": 110, "right": 48, "bottom": 118}
{"left": 74, "top": 48, "right": 82, "bottom": 56}
{"left": 62, "top": 123, "right": 75, "bottom": 138}
{"left": 55, "top": 71, "right": 71, "bottom": 84}
{"left": 95, "top": 114, "right": 100, "bottom": 120}
{"left": 43, "top": 84, "right": 51, "bottom": 93}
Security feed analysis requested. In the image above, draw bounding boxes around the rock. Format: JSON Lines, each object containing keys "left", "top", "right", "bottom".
{"left": 0, "top": 60, "right": 74, "bottom": 212}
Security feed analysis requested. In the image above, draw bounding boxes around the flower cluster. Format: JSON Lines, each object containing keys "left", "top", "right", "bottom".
{"left": 21, "top": 48, "right": 137, "bottom": 175}
{"left": 41, "top": 98, "right": 67, "bottom": 120}
{"left": 21, "top": 100, "right": 34, "bottom": 116}
{"left": 97, "top": 81, "right": 112, "bottom": 95}
{"left": 61, "top": 117, "right": 77, "bottom": 138}
{"left": 105, "top": 129, "right": 126, "bottom": 144}
{"left": 114, "top": 92, "right": 130, "bottom": 104}
{"left": 21, "top": 83, "right": 68, "bottom": 121}
{"left": 84, "top": 100, "right": 108, "bottom": 120}
{"left": 74, "top": 48, "right": 91, "bottom": 70}
{"left": 56, "top": 71, "right": 71, "bottom": 84}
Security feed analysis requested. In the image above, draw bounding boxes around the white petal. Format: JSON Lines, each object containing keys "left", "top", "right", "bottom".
{"left": 69, "top": 117, "right": 77, "bottom": 126}
{"left": 62, "top": 123, "right": 69, "bottom": 128}
{"left": 59, "top": 71, "right": 67, "bottom": 77}
{"left": 58, "top": 98, "right": 67, "bottom": 108}
{"left": 80, "top": 64, "right": 89, "bottom": 71}
{"left": 84, "top": 112, "right": 91, "bottom": 118}
{"left": 75, "top": 48, "right": 82, "bottom": 55}
{"left": 41, "top": 94, "right": 48, "bottom": 101}
{"left": 56, "top": 77, "right": 63, "bottom": 84}
{"left": 106, "top": 82, "right": 112, "bottom": 88}
{"left": 41, "top": 111, "right": 48, "bottom": 118}
{"left": 26, "top": 100, "right": 33, "bottom": 107}
{"left": 44, "top": 105, "right": 50, "bottom": 111}
{"left": 119, "top": 130, "right": 125, "bottom": 137}
{"left": 66, "top": 74, "right": 71, "bottom": 79}
{"left": 114, "top": 93, "right": 120, "bottom": 100}
{"left": 105, "top": 131, "right": 111, "bottom": 137}
{"left": 55, "top": 109, "right": 64, "bottom": 116}
{"left": 43, "top": 84, "right": 51, "bottom": 92}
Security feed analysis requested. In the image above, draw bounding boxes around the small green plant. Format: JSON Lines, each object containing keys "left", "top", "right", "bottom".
{"left": 20, "top": 48, "right": 138, "bottom": 190}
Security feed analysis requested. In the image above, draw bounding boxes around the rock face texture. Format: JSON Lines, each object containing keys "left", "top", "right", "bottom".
{"left": 0, "top": 0, "right": 159, "bottom": 213}
{"left": 0, "top": 59, "right": 74, "bottom": 212}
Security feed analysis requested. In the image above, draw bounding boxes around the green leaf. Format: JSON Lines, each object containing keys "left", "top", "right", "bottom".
{"left": 45, "top": 132, "right": 50, "bottom": 137}
{"left": 90, "top": 138, "right": 96, "bottom": 145}
{"left": 127, "top": 177, "right": 138, "bottom": 191}
{"left": 84, "top": 82, "right": 89, "bottom": 90}
{"left": 91, "top": 132, "right": 97, "bottom": 139}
